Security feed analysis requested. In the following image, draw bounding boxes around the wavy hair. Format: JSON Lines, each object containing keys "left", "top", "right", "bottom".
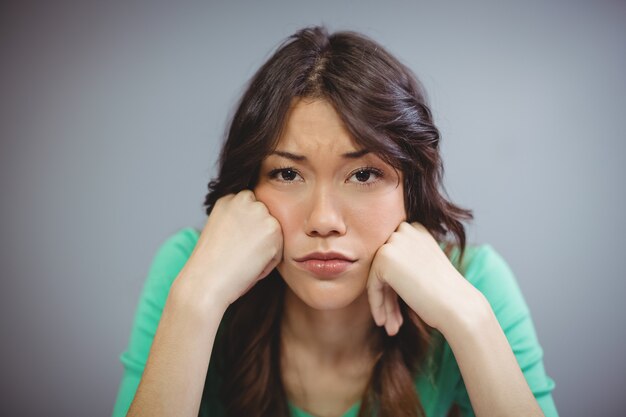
{"left": 202, "top": 25, "right": 472, "bottom": 417}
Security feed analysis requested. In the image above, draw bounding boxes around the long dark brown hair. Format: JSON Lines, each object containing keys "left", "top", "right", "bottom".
{"left": 201, "top": 25, "right": 473, "bottom": 417}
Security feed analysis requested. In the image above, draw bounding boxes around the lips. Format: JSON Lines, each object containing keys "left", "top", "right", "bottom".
{"left": 294, "top": 252, "right": 356, "bottom": 278}
{"left": 294, "top": 252, "right": 355, "bottom": 262}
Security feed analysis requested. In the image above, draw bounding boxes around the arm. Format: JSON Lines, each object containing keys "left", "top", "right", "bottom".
{"left": 110, "top": 227, "right": 228, "bottom": 417}
{"left": 126, "top": 276, "right": 227, "bottom": 417}
{"left": 111, "top": 228, "right": 207, "bottom": 417}
{"left": 113, "top": 191, "right": 282, "bottom": 416}
{"left": 367, "top": 223, "right": 557, "bottom": 416}
{"left": 448, "top": 246, "right": 558, "bottom": 417}
{"left": 441, "top": 288, "right": 545, "bottom": 417}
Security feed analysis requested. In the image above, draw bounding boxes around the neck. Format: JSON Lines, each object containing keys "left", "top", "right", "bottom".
{"left": 280, "top": 287, "right": 379, "bottom": 366}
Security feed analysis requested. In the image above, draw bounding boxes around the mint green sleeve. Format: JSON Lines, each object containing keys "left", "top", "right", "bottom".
{"left": 111, "top": 228, "right": 200, "bottom": 417}
{"left": 452, "top": 245, "right": 559, "bottom": 417}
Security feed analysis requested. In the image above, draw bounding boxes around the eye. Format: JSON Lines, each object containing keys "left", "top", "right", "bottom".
{"left": 348, "top": 167, "right": 383, "bottom": 185}
{"left": 355, "top": 170, "right": 372, "bottom": 182}
{"left": 268, "top": 167, "right": 303, "bottom": 182}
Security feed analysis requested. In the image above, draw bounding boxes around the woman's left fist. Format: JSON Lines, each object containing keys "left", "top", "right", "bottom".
{"left": 367, "top": 222, "right": 479, "bottom": 336}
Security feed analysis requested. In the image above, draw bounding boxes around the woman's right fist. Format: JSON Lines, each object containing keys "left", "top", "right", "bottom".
{"left": 176, "top": 190, "right": 283, "bottom": 309}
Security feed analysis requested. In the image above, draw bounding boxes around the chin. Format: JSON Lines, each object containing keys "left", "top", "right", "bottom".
{"left": 299, "top": 292, "right": 362, "bottom": 311}
{"left": 279, "top": 266, "right": 367, "bottom": 311}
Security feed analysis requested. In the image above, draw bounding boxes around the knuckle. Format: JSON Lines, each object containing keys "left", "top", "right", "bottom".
{"left": 240, "top": 189, "right": 254, "bottom": 200}
{"left": 258, "top": 215, "right": 277, "bottom": 233}
{"left": 213, "top": 195, "right": 229, "bottom": 210}
{"left": 268, "top": 215, "right": 281, "bottom": 230}
{"left": 398, "top": 222, "right": 412, "bottom": 232}
{"left": 262, "top": 216, "right": 275, "bottom": 230}
{"left": 253, "top": 200, "right": 269, "bottom": 214}
{"left": 221, "top": 193, "right": 236, "bottom": 203}
{"left": 410, "top": 222, "right": 425, "bottom": 232}
{"left": 232, "top": 190, "right": 249, "bottom": 203}
{"left": 377, "top": 244, "right": 391, "bottom": 257}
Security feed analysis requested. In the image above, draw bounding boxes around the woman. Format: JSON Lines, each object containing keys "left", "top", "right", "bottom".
{"left": 112, "top": 26, "right": 558, "bottom": 417}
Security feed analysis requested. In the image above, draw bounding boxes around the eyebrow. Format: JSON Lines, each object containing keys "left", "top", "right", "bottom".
{"left": 270, "top": 149, "right": 370, "bottom": 161}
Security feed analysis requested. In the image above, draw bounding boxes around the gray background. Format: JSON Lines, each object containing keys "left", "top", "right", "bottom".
{"left": 1, "top": 1, "right": 624, "bottom": 416}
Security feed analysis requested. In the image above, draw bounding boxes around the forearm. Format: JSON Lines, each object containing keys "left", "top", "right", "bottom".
{"left": 127, "top": 275, "right": 226, "bottom": 417}
{"left": 441, "top": 290, "right": 544, "bottom": 417}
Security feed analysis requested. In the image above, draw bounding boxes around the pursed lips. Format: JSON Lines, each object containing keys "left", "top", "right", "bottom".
{"left": 294, "top": 251, "right": 355, "bottom": 262}
{"left": 293, "top": 252, "right": 356, "bottom": 278}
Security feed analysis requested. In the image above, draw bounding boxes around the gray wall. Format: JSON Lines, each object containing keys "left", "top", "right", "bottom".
{"left": 1, "top": 1, "right": 624, "bottom": 416}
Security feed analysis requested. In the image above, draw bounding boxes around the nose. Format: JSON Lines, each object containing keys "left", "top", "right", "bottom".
{"left": 304, "top": 184, "right": 347, "bottom": 237}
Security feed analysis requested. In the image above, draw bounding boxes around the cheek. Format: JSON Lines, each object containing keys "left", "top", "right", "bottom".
{"left": 255, "top": 183, "right": 406, "bottom": 257}
{"left": 348, "top": 190, "right": 406, "bottom": 251}
{"left": 254, "top": 187, "right": 302, "bottom": 245}
{"left": 354, "top": 216, "right": 395, "bottom": 253}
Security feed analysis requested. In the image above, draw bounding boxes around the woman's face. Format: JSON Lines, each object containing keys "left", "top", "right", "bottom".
{"left": 254, "top": 97, "right": 406, "bottom": 310}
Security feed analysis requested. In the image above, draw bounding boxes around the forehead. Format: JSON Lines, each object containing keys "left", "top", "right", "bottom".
{"left": 275, "top": 97, "right": 360, "bottom": 153}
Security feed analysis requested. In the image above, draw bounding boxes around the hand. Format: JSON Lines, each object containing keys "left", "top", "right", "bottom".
{"left": 177, "top": 190, "right": 283, "bottom": 309}
{"left": 367, "top": 222, "right": 479, "bottom": 336}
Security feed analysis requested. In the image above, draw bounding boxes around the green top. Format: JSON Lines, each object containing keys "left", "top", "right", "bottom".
{"left": 112, "top": 227, "right": 559, "bottom": 417}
